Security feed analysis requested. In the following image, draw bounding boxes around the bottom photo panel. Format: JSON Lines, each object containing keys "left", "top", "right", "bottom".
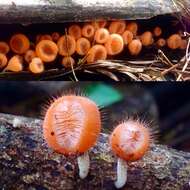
{"left": 0, "top": 82, "right": 190, "bottom": 190}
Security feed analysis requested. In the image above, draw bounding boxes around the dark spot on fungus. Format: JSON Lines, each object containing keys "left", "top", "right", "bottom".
{"left": 51, "top": 132, "right": 54, "bottom": 136}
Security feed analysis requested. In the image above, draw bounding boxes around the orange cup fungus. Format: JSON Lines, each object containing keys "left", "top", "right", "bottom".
{"left": 24, "top": 50, "right": 37, "bottom": 63}
{"left": 76, "top": 38, "right": 91, "bottom": 56}
{"left": 82, "top": 24, "right": 95, "bottom": 39}
{"left": 87, "top": 45, "right": 107, "bottom": 63}
{"left": 57, "top": 35, "right": 76, "bottom": 56}
{"left": 157, "top": 38, "right": 166, "bottom": 47}
{"left": 110, "top": 119, "right": 151, "bottom": 188}
{"left": 51, "top": 32, "right": 60, "bottom": 42}
{"left": 126, "top": 22, "right": 138, "bottom": 36}
{"left": 105, "top": 34, "right": 124, "bottom": 56}
{"left": 0, "top": 42, "right": 10, "bottom": 54}
{"left": 29, "top": 57, "right": 44, "bottom": 74}
{"left": 68, "top": 25, "right": 82, "bottom": 40}
{"left": 122, "top": 30, "right": 134, "bottom": 45}
{"left": 10, "top": 34, "right": 30, "bottom": 54}
{"left": 4, "top": 55, "right": 23, "bottom": 72}
{"left": 140, "top": 31, "right": 154, "bottom": 46}
{"left": 167, "top": 34, "right": 182, "bottom": 50}
{"left": 128, "top": 39, "right": 142, "bottom": 56}
{"left": 153, "top": 27, "right": 162, "bottom": 37}
{"left": 0, "top": 53, "right": 8, "bottom": 69}
{"left": 61, "top": 56, "right": 75, "bottom": 68}
{"left": 109, "top": 21, "right": 126, "bottom": 35}
{"left": 43, "top": 95, "right": 101, "bottom": 179}
{"left": 94, "top": 28, "right": 110, "bottom": 44}
{"left": 36, "top": 40, "right": 58, "bottom": 62}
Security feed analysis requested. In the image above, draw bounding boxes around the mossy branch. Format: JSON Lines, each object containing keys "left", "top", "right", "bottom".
{"left": 0, "top": 113, "right": 190, "bottom": 190}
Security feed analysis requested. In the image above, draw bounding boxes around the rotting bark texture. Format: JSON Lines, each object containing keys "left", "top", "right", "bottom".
{"left": 0, "top": 0, "right": 186, "bottom": 24}
{"left": 0, "top": 113, "right": 190, "bottom": 190}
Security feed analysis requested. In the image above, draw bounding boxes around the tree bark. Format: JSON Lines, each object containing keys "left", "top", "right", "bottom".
{"left": 0, "top": 0, "right": 186, "bottom": 24}
{"left": 0, "top": 113, "right": 190, "bottom": 190}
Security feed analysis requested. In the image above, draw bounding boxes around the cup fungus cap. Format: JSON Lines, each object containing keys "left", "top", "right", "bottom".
{"left": 105, "top": 34, "right": 124, "bottom": 55}
{"left": 110, "top": 120, "right": 150, "bottom": 161}
{"left": 10, "top": 34, "right": 30, "bottom": 54}
{"left": 43, "top": 95, "right": 101, "bottom": 155}
{"left": 36, "top": 40, "right": 58, "bottom": 62}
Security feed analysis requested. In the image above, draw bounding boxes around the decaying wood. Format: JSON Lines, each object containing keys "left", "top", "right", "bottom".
{"left": 0, "top": 113, "right": 190, "bottom": 190}
{"left": 0, "top": 0, "right": 187, "bottom": 24}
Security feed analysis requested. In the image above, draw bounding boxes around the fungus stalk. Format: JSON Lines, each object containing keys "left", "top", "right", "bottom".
{"left": 115, "top": 157, "right": 128, "bottom": 189}
{"left": 77, "top": 151, "right": 90, "bottom": 179}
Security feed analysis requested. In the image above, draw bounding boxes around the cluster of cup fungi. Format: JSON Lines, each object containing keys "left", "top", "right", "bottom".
{"left": 0, "top": 20, "right": 187, "bottom": 74}
{"left": 43, "top": 94, "right": 153, "bottom": 188}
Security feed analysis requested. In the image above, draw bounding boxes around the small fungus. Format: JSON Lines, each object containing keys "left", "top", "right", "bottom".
{"left": 167, "top": 34, "right": 182, "bottom": 50}
{"left": 76, "top": 38, "right": 91, "bottom": 56}
{"left": 110, "top": 119, "right": 151, "bottom": 188}
{"left": 4, "top": 55, "right": 23, "bottom": 72}
{"left": 61, "top": 56, "right": 75, "bottom": 68}
{"left": 68, "top": 25, "right": 82, "bottom": 40}
{"left": 87, "top": 45, "right": 107, "bottom": 63}
{"left": 10, "top": 34, "right": 30, "bottom": 54}
{"left": 105, "top": 34, "right": 124, "bottom": 55}
{"left": 94, "top": 28, "right": 110, "bottom": 44}
{"left": 57, "top": 35, "right": 76, "bottom": 56}
{"left": 29, "top": 57, "right": 44, "bottom": 74}
{"left": 36, "top": 40, "right": 58, "bottom": 62}
{"left": 128, "top": 39, "right": 142, "bottom": 56}
{"left": 0, "top": 53, "right": 8, "bottom": 69}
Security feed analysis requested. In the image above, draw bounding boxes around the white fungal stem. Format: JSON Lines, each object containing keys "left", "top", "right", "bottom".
{"left": 115, "top": 158, "right": 128, "bottom": 189}
{"left": 77, "top": 151, "right": 90, "bottom": 179}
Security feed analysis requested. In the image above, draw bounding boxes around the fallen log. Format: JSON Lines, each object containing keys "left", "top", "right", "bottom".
{"left": 0, "top": 0, "right": 187, "bottom": 24}
{"left": 0, "top": 113, "right": 190, "bottom": 190}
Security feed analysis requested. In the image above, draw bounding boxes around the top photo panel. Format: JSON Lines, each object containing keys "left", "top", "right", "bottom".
{"left": 0, "top": 0, "right": 189, "bottom": 81}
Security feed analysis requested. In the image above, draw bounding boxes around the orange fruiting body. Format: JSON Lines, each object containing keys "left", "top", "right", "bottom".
{"left": 5, "top": 55, "right": 23, "bottom": 72}
{"left": 82, "top": 24, "right": 95, "bottom": 39}
{"left": 76, "top": 38, "right": 91, "bottom": 56}
{"left": 157, "top": 38, "right": 166, "bottom": 47}
{"left": 10, "top": 34, "right": 30, "bottom": 54}
{"left": 29, "top": 57, "right": 44, "bottom": 74}
{"left": 24, "top": 50, "right": 37, "bottom": 63}
{"left": 36, "top": 40, "right": 58, "bottom": 62}
{"left": 122, "top": 30, "right": 133, "bottom": 45}
{"left": 68, "top": 25, "right": 82, "bottom": 40}
{"left": 0, "top": 42, "right": 10, "bottom": 54}
{"left": 109, "top": 21, "right": 126, "bottom": 35}
{"left": 128, "top": 39, "right": 142, "bottom": 56}
{"left": 87, "top": 45, "right": 107, "bottom": 63}
{"left": 110, "top": 120, "right": 150, "bottom": 161}
{"left": 0, "top": 53, "right": 8, "bottom": 69}
{"left": 43, "top": 95, "right": 101, "bottom": 155}
{"left": 62, "top": 56, "right": 75, "bottom": 68}
{"left": 57, "top": 35, "right": 76, "bottom": 56}
{"left": 140, "top": 31, "right": 154, "bottom": 46}
{"left": 94, "top": 28, "right": 110, "bottom": 44}
{"left": 105, "top": 34, "right": 124, "bottom": 55}
{"left": 52, "top": 32, "right": 60, "bottom": 42}
{"left": 167, "top": 34, "right": 182, "bottom": 50}
{"left": 126, "top": 22, "right": 138, "bottom": 36}
{"left": 153, "top": 27, "right": 162, "bottom": 37}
